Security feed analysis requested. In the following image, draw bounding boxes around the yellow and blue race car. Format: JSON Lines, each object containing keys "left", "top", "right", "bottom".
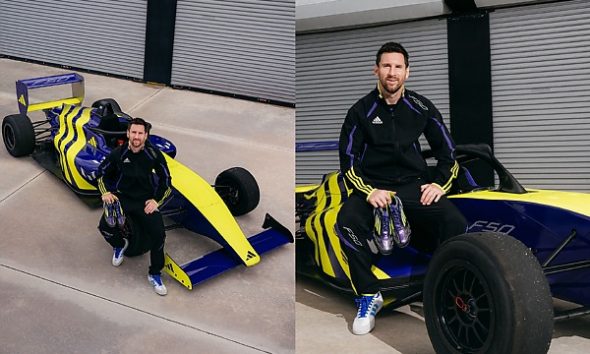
{"left": 296, "top": 142, "right": 590, "bottom": 354}
{"left": 2, "top": 73, "right": 293, "bottom": 290}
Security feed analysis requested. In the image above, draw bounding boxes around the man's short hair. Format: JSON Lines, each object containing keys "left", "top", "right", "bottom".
{"left": 376, "top": 42, "right": 409, "bottom": 67}
{"left": 128, "top": 117, "right": 152, "bottom": 134}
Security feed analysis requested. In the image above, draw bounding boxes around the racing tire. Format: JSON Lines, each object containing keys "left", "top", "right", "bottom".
{"left": 2, "top": 114, "right": 35, "bottom": 157}
{"left": 122, "top": 216, "right": 150, "bottom": 257}
{"left": 215, "top": 167, "right": 260, "bottom": 216}
{"left": 91, "top": 98, "right": 122, "bottom": 113}
{"left": 423, "top": 232, "right": 553, "bottom": 354}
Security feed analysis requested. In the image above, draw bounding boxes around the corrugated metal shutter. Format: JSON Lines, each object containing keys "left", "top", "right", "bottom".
{"left": 296, "top": 18, "right": 450, "bottom": 185}
{"left": 171, "top": 0, "right": 295, "bottom": 104}
{"left": 0, "top": 0, "right": 147, "bottom": 79}
{"left": 490, "top": 0, "right": 590, "bottom": 192}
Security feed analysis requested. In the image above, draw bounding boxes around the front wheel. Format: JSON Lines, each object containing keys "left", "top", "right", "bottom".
{"left": 2, "top": 114, "right": 35, "bottom": 157}
{"left": 423, "top": 232, "right": 553, "bottom": 354}
{"left": 215, "top": 167, "right": 260, "bottom": 216}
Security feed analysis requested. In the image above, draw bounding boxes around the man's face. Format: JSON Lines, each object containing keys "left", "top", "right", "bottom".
{"left": 127, "top": 124, "right": 147, "bottom": 149}
{"left": 373, "top": 52, "right": 409, "bottom": 96}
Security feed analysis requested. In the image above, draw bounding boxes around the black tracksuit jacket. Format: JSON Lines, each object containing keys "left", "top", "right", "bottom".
{"left": 97, "top": 142, "right": 172, "bottom": 206}
{"left": 339, "top": 87, "right": 459, "bottom": 197}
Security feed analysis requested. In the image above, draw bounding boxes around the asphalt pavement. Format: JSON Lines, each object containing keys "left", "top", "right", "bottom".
{"left": 0, "top": 58, "right": 295, "bottom": 354}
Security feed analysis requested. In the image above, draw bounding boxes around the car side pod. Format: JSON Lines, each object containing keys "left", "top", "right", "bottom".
{"left": 163, "top": 214, "right": 294, "bottom": 290}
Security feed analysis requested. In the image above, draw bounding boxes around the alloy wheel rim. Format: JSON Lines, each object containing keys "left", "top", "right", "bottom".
{"left": 435, "top": 262, "right": 495, "bottom": 353}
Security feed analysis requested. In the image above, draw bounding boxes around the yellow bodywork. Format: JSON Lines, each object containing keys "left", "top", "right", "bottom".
{"left": 163, "top": 154, "right": 260, "bottom": 267}
{"left": 54, "top": 105, "right": 96, "bottom": 191}
{"left": 301, "top": 172, "right": 391, "bottom": 292}
{"left": 449, "top": 188, "right": 590, "bottom": 217}
{"left": 164, "top": 253, "right": 193, "bottom": 290}
{"left": 296, "top": 184, "right": 319, "bottom": 194}
{"left": 29, "top": 97, "right": 82, "bottom": 112}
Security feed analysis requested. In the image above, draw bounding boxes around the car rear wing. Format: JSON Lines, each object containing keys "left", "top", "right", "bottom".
{"left": 16, "top": 73, "right": 84, "bottom": 116}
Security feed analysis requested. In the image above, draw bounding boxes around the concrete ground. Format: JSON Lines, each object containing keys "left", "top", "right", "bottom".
{"left": 296, "top": 270, "right": 590, "bottom": 353}
{"left": 0, "top": 59, "right": 294, "bottom": 354}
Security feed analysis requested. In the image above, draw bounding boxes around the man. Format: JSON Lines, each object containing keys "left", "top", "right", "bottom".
{"left": 97, "top": 117, "right": 172, "bottom": 296}
{"left": 337, "top": 42, "right": 467, "bottom": 334}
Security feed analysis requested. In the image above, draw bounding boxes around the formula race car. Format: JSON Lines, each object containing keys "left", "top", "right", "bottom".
{"left": 2, "top": 73, "right": 293, "bottom": 290}
{"left": 296, "top": 142, "right": 590, "bottom": 354}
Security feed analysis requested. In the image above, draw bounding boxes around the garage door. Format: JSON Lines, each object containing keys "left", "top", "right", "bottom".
{"left": 296, "top": 18, "right": 450, "bottom": 185}
{"left": 171, "top": 0, "right": 295, "bottom": 104}
{"left": 490, "top": 0, "right": 590, "bottom": 191}
{"left": 0, "top": 0, "right": 147, "bottom": 79}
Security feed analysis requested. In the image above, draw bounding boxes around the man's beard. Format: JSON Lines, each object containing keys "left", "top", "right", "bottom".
{"left": 381, "top": 78, "right": 403, "bottom": 95}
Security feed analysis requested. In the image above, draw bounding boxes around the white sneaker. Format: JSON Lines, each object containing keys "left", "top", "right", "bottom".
{"left": 112, "top": 238, "right": 129, "bottom": 267}
{"left": 147, "top": 274, "right": 167, "bottom": 296}
{"left": 352, "top": 292, "right": 383, "bottom": 335}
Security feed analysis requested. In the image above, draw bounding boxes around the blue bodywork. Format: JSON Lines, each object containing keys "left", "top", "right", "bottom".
{"left": 453, "top": 198, "right": 590, "bottom": 307}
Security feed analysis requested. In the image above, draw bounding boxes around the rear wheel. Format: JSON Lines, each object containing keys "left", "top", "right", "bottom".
{"left": 215, "top": 167, "right": 260, "bottom": 216}
{"left": 2, "top": 114, "right": 35, "bottom": 157}
{"left": 423, "top": 232, "right": 553, "bottom": 354}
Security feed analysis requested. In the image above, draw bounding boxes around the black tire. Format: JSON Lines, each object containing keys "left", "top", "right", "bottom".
{"left": 423, "top": 232, "right": 553, "bottom": 354}
{"left": 122, "top": 216, "right": 150, "bottom": 257}
{"left": 215, "top": 167, "right": 260, "bottom": 216}
{"left": 91, "top": 98, "right": 122, "bottom": 113}
{"left": 2, "top": 114, "right": 35, "bottom": 157}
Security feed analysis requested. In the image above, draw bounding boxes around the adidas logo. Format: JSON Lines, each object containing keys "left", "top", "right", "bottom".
{"left": 372, "top": 116, "right": 383, "bottom": 124}
{"left": 246, "top": 251, "right": 257, "bottom": 260}
{"left": 123, "top": 157, "right": 131, "bottom": 163}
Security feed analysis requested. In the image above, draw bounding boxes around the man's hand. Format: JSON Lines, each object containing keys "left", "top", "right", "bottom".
{"left": 101, "top": 192, "right": 118, "bottom": 204}
{"left": 144, "top": 199, "right": 159, "bottom": 214}
{"left": 367, "top": 189, "right": 395, "bottom": 208}
{"left": 420, "top": 183, "right": 444, "bottom": 205}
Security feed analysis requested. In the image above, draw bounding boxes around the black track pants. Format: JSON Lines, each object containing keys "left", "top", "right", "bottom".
{"left": 336, "top": 180, "right": 467, "bottom": 295}
{"left": 98, "top": 197, "right": 166, "bottom": 275}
